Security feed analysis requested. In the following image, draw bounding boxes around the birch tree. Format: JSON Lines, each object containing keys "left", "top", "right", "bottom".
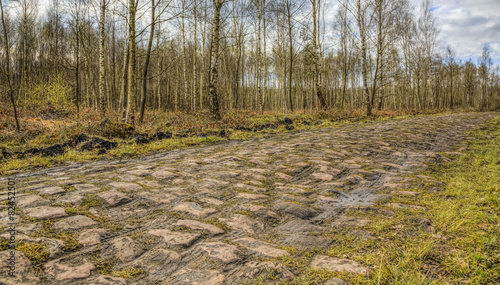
{"left": 98, "top": 0, "right": 107, "bottom": 117}
{"left": 125, "top": 0, "right": 136, "bottom": 125}
{"left": 310, "top": 0, "right": 327, "bottom": 109}
{"left": 139, "top": 0, "right": 156, "bottom": 123}
{"left": 1, "top": 0, "right": 20, "bottom": 131}
{"left": 208, "top": 0, "right": 224, "bottom": 119}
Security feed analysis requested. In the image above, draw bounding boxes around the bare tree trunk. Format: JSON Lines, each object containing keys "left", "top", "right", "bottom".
{"left": 378, "top": 62, "right": 384, "bottom": 110}
{"left": 120, "top": 40, "right": 129, "bottom": 120}
{"left": 232, "top": 3, "right": 241, "bottom": 109}
{"left": 200, "top": 0, "right": 207, "bottom": 110}
{"left": 75, "top": 30, "right": 80, "bottom": 119}
{"left": 257, "top": 0, "right": 263, "bottom": 114}
{"left": 111, "top": 7, "right": 117, "bottom": 111}
{"left": 208, "top": 0, "right": 223, "bottom": 119}
{"left": 156, "top": 25, "right": 162, "bottom": 111}
{"left": 371, "top": 0, "right": 383, "bottom": 107}
{"left": 73, "top": 5, "right": 81, "bottom": 119}
{"left": 311, "top": 0, "right": 327, "bottom": 109}
{"left": 356, "top": 0, "right": 372, "bottom": 116}
{"left": 286, "top": 1, "right": 294, "bottom": 112}
{"left": 126, "top": 0, "right": 136, "bottom": 125}
{"left": 262, "top": 0, "right": 267, "bottom": 113}
{"left": 181, "top": 0, "right": 189, "bottom": 111}
{"left": 20, "top": 0, "right": 29, "bottom": 103}
{"left": 139, "top": 0, "right": 155, "bottom": 123}
{"left": 0, "top": 0, "right": 20, "bottom": 132}
{"left": 99, "top": 0, "right": 106, "bottom": 117}
{"left": 192, "top": 0, "right": 198, "bottom": 112}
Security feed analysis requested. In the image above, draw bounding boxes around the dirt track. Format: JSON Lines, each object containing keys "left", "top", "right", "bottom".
{"left": 1, "top": 112, "right": 497, "bottom": 284}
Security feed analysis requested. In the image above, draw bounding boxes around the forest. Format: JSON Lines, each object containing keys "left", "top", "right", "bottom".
{"left": 0, "top": 0, "right": 498, "bottom": 131}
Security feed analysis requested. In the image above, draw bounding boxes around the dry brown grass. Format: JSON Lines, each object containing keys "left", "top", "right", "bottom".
{"left": 0, "top": 104, "right": 475, "bottom": 175}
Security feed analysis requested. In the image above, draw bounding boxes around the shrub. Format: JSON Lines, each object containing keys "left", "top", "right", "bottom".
{"left": 19, "top": 73, "right": 72, "bottom": 111}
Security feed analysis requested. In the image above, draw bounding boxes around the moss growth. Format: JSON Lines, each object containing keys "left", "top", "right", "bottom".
{"left": 235, "top": 210, "right": 256, "bottom": 218}
{"left": 97, "top": 219, "right": 123, "bottom": 232}
{"left": 32, "top": 221, "right": 81, "bottom": 252}
{"left": 112, "top": 267, "right": 146, "bottom": 279}
{"left": 64, "top": 194, "right": 102, "bottom": 219}
{"left": 61, "top": 185, "right": 76, "bottom": 192}
{"left": 81, "top": 194, "right": 103, "bottom": 208}
{"left": 89, "top": 253, "right": 115, "bottom": 275}
{"left": 203, "top": 218, "right": 230, "bottom": 232}
{"left": 17, "top": 243, "right": 50, "bottom": 274}
{"left": 0, "top": 239, "right": 11, "bottom": 251}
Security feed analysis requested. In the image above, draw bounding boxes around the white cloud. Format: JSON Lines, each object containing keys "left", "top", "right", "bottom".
{"left": 414, "top": 0, "right": 500, "bottom": 66}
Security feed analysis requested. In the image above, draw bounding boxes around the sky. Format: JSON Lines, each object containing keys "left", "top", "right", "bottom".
{"left": 417, "top": 0, "right": 500, "bottom": 67}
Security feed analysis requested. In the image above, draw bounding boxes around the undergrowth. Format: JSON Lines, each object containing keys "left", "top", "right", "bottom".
{"left": 0, "top": 107, "right": 437, "bottom": 176}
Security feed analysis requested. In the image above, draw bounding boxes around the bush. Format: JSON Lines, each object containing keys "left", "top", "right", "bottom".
{"left": 19, "top": 73, "right": 72, "bottom": 111}
{"left": 489, "top": 95, "right": 500, "bottom": 111}
{"left": 100, "top": 119, "right": 135, "bottom": 138}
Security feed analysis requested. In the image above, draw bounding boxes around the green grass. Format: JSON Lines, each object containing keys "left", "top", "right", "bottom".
{"left": 338, "top": 115, "right": 499, "bottom": 284}
{"left": 250, "top": 115, "right": 500, "bottom": 284}
{"left": 0, "top": 136, "right": 222, "bottom": 175}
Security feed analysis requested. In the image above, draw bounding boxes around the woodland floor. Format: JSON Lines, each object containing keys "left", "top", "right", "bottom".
{"left": 0, "top": 112, "right": 499, "bottom": 284}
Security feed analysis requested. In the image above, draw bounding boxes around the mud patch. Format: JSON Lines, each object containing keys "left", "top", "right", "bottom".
{"left": 80, "top": 138, "right": 118, "bottom": 153}
{"left": 1, "top": 130, "right": 176, "bottom": 160}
